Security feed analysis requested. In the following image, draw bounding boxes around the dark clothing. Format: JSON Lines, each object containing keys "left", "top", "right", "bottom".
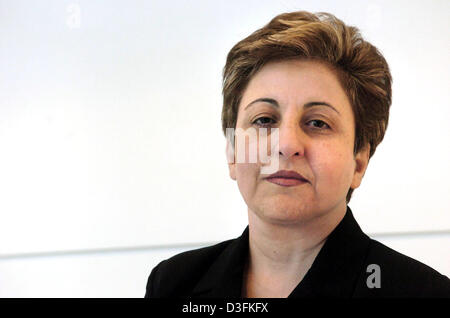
{"left": 145, "top": 206, "right": 450, "bottom": 298}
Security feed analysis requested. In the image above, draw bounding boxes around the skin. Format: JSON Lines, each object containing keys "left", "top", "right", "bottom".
{"left": 226, "top": 59, "right": 370, "bottom": 297}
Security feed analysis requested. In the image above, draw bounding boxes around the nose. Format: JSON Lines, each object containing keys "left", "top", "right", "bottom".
{"left": 277, "top": 121, "right": 306, "bottom": 159}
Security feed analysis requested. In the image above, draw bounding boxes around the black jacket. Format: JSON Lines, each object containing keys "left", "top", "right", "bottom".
{"left": 145, "top": 206, "right": 450, "bottom": 298}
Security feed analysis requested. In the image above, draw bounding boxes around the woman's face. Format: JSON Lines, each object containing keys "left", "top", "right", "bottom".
{"left": 227, "top": 59, "right": 370, "bottom": 225}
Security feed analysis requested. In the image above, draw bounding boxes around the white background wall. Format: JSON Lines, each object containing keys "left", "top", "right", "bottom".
{"left": 0, "top": 0, "right": 449, "bottom": 297}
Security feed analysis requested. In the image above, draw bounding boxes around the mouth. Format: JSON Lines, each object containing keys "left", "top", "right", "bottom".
{"left": 265, "top": 177, "right": 308, "bottom": 187}
{"left": 264, "top": 169, "right": 309, "bottom": 187}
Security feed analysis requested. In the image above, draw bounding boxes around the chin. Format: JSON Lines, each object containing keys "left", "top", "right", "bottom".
{"left": 255, "top": 200, "right": 317, "bottom": 225}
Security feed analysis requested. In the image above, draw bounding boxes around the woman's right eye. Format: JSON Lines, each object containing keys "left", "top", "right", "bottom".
{"left": 252, "top": 117, "right": 275, "bottom": 127}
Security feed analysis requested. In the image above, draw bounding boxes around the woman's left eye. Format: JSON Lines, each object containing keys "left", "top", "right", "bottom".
{"left": 306, "top": 119, "right": 330, "bottom": 129}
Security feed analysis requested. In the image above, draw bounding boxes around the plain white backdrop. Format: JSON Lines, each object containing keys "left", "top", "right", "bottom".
{"left": 0, "top": 0, "right": 449, "bottom": 297}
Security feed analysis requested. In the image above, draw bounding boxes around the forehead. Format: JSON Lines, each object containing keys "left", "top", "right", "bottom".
{"left": 240, "top": 59, "right": 351, "bottom": 113}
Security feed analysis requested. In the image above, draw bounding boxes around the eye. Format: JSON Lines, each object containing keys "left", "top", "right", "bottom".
{"left": 252, "top": 117, "right": 276, "bottom": 127}
{"left": 306, "top": 119, "right": 330, "bottom": 130}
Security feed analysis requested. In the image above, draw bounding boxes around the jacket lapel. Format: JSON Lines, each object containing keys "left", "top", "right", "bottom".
{"left": 191, "top": 226, "right": 250, "bottom": 298}
{"left": 288, "top": 206, "right": 371, "bottom": 297}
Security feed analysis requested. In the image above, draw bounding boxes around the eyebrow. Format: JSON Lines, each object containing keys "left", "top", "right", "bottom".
{"left": 244, "top": 97, "right": 340, "bottom": 115}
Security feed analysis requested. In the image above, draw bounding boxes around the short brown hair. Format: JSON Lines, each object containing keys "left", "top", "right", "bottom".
{"left": 221, "top": 10, "right": 392, "bottom": 203}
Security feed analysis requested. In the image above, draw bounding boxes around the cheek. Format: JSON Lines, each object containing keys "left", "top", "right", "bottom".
{"left": 235, "top": 163, "right": 259, "bottom": 190}
{"left": 311, "top": 142, "right": 354, "bottom": 185}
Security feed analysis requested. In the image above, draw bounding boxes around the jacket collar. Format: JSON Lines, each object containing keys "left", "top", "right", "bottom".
{"left": 191, "top": 225, "right": 249, "bottom": 297}
{"left": 191, "top": 205, "right": 371, "bottom": 298}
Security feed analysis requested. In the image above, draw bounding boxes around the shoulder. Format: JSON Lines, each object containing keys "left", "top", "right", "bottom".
{"left": 144, "top": 238, "right": 234, "bottom": 298}
{"left": 354, "top": 238, "right": 450, "bottom": 297}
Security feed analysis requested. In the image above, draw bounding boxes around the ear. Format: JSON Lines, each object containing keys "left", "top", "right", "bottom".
{"left": 350, "top": 143, "right": 370, "bottom": 190}
{"left": 226, "top": 138, "right": 236, "bottom": 181}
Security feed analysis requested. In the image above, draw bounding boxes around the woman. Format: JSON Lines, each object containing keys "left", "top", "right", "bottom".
{"left": 145, "top": 10, "right": 450, "bottom": 298}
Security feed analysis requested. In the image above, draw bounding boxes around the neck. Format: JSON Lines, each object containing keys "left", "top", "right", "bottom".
{"left": 246, "top": 202, "right": 347, "bottom": 279}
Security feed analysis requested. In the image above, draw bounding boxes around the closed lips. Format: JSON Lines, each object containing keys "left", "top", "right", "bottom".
{"left": 266, "top": 170, "right": 308, "bottom": 182}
